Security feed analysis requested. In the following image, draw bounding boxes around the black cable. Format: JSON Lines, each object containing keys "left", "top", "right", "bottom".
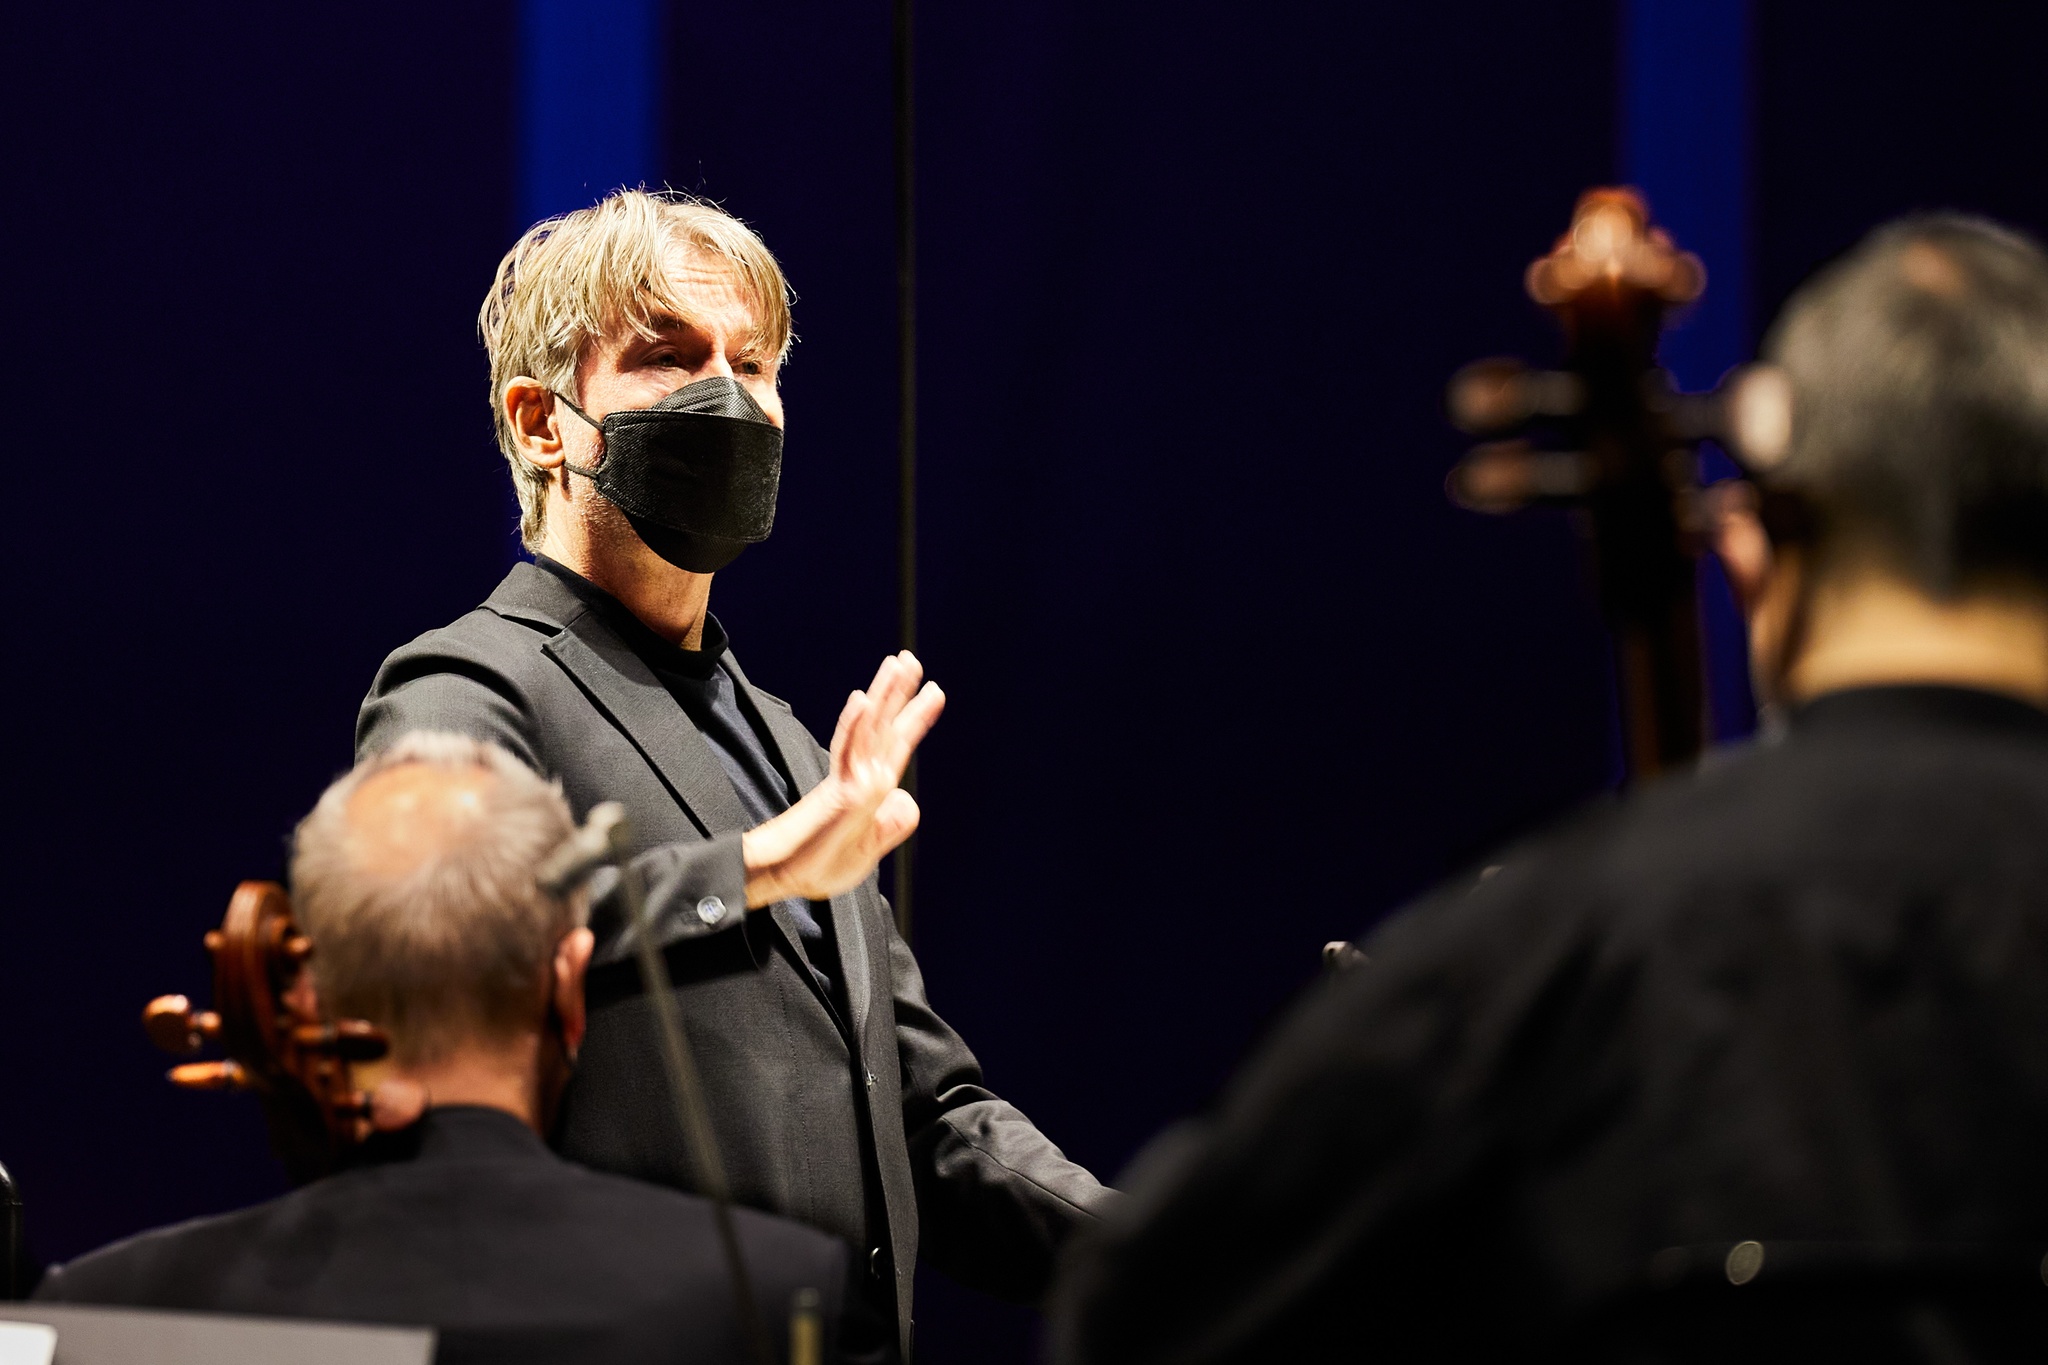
{"left": 539, "top": 809, "right": 774, "bottom": 1365}
{"left": 891, "top": 0, "right": 918, "bottom": 945}
{"left": 622, "top": 862, "right": 773, "bottom": 1365}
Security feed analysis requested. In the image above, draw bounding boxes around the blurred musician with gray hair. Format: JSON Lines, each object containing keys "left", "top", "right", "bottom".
{"left": 1053, "top": 214, "right": 2048, "bottom": 1362}
{"left": 37, "top": 732, "right": 886, "bottom": 1363}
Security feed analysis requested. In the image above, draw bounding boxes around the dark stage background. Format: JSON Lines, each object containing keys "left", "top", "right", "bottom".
{"left": 8, "top": 4, "right": 2048, "bottom": 1361}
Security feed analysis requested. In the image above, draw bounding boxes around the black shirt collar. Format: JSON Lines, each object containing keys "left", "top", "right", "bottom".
{"left": 1789, "top": 684, "right": 2048, "bottom": 741}
{"left": 357, "top": 1104, "right": 550, "bottom": 1169}
{"left": 532, "top": 553, "right": 729, "bottom": 680}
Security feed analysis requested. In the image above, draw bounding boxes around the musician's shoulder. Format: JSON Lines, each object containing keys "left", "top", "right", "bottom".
{"left": 32, "top": 1197, "right": 291, "bottom": 1307}
{"left": 550, "top": 1156, "right": 848, "bottom": 1265}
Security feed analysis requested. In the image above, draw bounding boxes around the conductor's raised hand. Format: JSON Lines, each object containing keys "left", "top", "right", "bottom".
{"left": 741, "top": 651, "right": 944, "bottom": 907}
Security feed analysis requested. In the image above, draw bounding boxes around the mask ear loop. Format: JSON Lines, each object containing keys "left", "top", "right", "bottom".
{"left": 550, "top": 392, "right": 605, "bottom": 479}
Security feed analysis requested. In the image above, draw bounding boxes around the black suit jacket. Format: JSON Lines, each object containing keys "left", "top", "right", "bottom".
{"left": 1052, "top": 686, "right": 2048, "bottom": 1363}
{"left": 35, "top": 1107, "right": 866, "bottom": 1364}
{"left": 358, "top": 563, "right": 1110, "bottom": 1355}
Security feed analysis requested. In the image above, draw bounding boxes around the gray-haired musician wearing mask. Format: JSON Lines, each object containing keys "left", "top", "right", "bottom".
{"left": 37, "top": 733, "right": 882, "bottom": 1363}
{"left": 358, "top": 190, "right": 1111, "bottom": 1358}
{"left": 1051, "top": 215, "right": 2048, "bottom": 1363}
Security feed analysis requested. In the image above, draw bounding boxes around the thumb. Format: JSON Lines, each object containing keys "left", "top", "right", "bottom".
{"left": 870, "top": 788, "right": 922, "bottom": 854}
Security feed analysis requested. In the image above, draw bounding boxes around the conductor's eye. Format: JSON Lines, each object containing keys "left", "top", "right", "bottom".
{"left": 648, "top": 351, "right": 684, "bottom": 368}
{"left": 737, "top": 358, "right": 764, "bottom": 376}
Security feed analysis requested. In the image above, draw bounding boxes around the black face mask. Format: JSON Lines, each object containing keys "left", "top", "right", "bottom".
{"left": 556, "top": 376, "right": 783, "bottom": 573}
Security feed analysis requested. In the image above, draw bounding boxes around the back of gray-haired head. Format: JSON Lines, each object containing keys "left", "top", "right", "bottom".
{"left": 290, "top": 731, "right": 582, "bottom": 1065}
{"left": 1765, "top": 212, "right": 2048, "bottom": 595}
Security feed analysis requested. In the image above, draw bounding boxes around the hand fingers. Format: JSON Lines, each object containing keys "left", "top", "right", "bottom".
{"left": 865, "top": 651, "right": 924, "bottom": 727}
{"left": 840, "top": 653, "right": 923, "bottom": 776}
{"left": 1708, "top": 481, "right": 1773, "bottom": 610}
{"left": 861, "top": 652, "right": 905, "bottom": 704}
{"left": 841, "top": 706, "right": 877, "bottom": 788}
{"left": 861, "top": 680, "right": 944, "bottom": 782}
{"left": 889, "top": 681, "right": 945, "bottom": 754}
{"left": 830, "top": 689, "right": 864, "bottom": 752}
{"left": 827, "top": 689, "right": 867, "bottom": 781}
{"left": 835, "top": 658, "right": 938, "bottom": 795}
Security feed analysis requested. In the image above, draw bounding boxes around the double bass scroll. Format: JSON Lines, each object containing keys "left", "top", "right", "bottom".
{"left": 1446, "top": 187, "right": 1783, "bottom": 781}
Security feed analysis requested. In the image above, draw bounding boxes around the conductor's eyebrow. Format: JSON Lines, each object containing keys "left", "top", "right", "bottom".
{"left": 628, "top": 300, "right": 777, "bottom": 361}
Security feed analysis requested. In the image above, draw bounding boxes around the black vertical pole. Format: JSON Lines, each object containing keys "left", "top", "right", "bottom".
{"left": 891, "top": 0, "right": 918, "bottom": 942}
{"left": 1, "top": 1158, "right": 21, "bottom": 1299}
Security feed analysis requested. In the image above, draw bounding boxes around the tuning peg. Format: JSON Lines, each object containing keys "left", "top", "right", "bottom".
{"left": 143, "top": 995, "right": 222, "bottom": 1055}
{"left": 167, "top": 1060, "right": 248, "bottom": 1091}
{"left": 1449, "top": 441, "right": 1595, "bottom": 513}
{"left": 291, "top": 1019, "right": 390, "bottom": 1063}
{"left": 1448, "top": 359, "right": 1585, "bottom": 436}
{"left": 1647, "top": 365, "right": 1794, "bottom": 476}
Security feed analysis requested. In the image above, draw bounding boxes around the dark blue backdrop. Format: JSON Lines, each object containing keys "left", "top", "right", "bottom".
{"left": 9, "top": 4, "right": 2048, "bottom": 1361}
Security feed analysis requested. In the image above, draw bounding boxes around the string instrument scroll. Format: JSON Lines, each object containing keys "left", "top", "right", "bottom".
{"left": 142, "top": 881, "right": 388, "bottom": 1181}
{"left": 1446, "top": 187, "right": 1789, "bottom": 780}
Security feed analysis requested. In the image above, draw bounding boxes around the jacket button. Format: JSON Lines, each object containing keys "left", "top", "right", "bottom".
{"left": 865, "top": 1070, "right": 877, "bottom": 1089}
{"left": 869, "top": 1247, "right": 885, "bottom": 1279}
{"left": 695, "top": 895, "right": 728, "bottom": 926}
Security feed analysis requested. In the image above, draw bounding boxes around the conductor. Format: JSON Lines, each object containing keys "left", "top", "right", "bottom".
{"left": 358, "top": 189, "right": 1110, "bottom": 1356}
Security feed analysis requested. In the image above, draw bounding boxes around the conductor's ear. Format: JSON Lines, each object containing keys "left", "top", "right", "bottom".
{"left": 505, "top": 378, "right": 567, "bottom": 471}
{"left": 552, "top": 927, "right": 596, "bottom": 1060}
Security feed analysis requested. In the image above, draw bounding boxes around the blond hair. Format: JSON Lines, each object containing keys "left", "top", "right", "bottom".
{"left": 479, "top": 189, "right": 794, "bottom": 547}
{"left": 291, "top": 732, "right": 584, "bottom": 1065}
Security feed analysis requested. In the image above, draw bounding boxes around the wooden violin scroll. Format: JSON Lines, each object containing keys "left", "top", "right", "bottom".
{"left": 143, "top": 881, "right": 390, "bottom": 1180}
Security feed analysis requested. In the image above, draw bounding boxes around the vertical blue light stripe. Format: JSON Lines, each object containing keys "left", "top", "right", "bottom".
{"left": 518, "top": 0, "right": 662, "bottom": 227}
{"left": 507, "top": 0, "right": 662, "bottom": 559}
{"left": 1622, "top": 0, "right": 1756, "bottom": 740}
{"left": 1623, "top": 0, "right": 1750, "bottom": 394}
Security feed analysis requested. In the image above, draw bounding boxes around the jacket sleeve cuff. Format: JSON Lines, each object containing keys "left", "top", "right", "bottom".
{"left": 590, "top": 831, "right": 750, "bottom": 956}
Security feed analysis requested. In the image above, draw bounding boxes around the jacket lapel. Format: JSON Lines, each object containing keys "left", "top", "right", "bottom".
{"left": 550, "top": 617, "right": 851, "bottom": 1030}
{"left": 725, "top": 655, "right": 874, "bottom": 1050}
{"left": 534, "top": 606, "right": 752, "bottom": 841}
{"left": 490, "top": 564, "right": 868, "bottom": 1042}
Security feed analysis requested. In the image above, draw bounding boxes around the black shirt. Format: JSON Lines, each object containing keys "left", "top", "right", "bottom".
{"left": 1053, "top": 686, "right": 2048, "bottom": 1364}
{"left": 534, "top": 555, "right": 839, "bottom": 999}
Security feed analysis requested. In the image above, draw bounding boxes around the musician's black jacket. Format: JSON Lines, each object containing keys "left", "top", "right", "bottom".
{"left": 34, "top": 1106, "right": 876, "bottom": 1364}
{"left": 358, "top": 563, "right": 1111, "bottom": 1356}
{"left": 1051, "top": 686, "right": 2048, "bottom": 1363}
